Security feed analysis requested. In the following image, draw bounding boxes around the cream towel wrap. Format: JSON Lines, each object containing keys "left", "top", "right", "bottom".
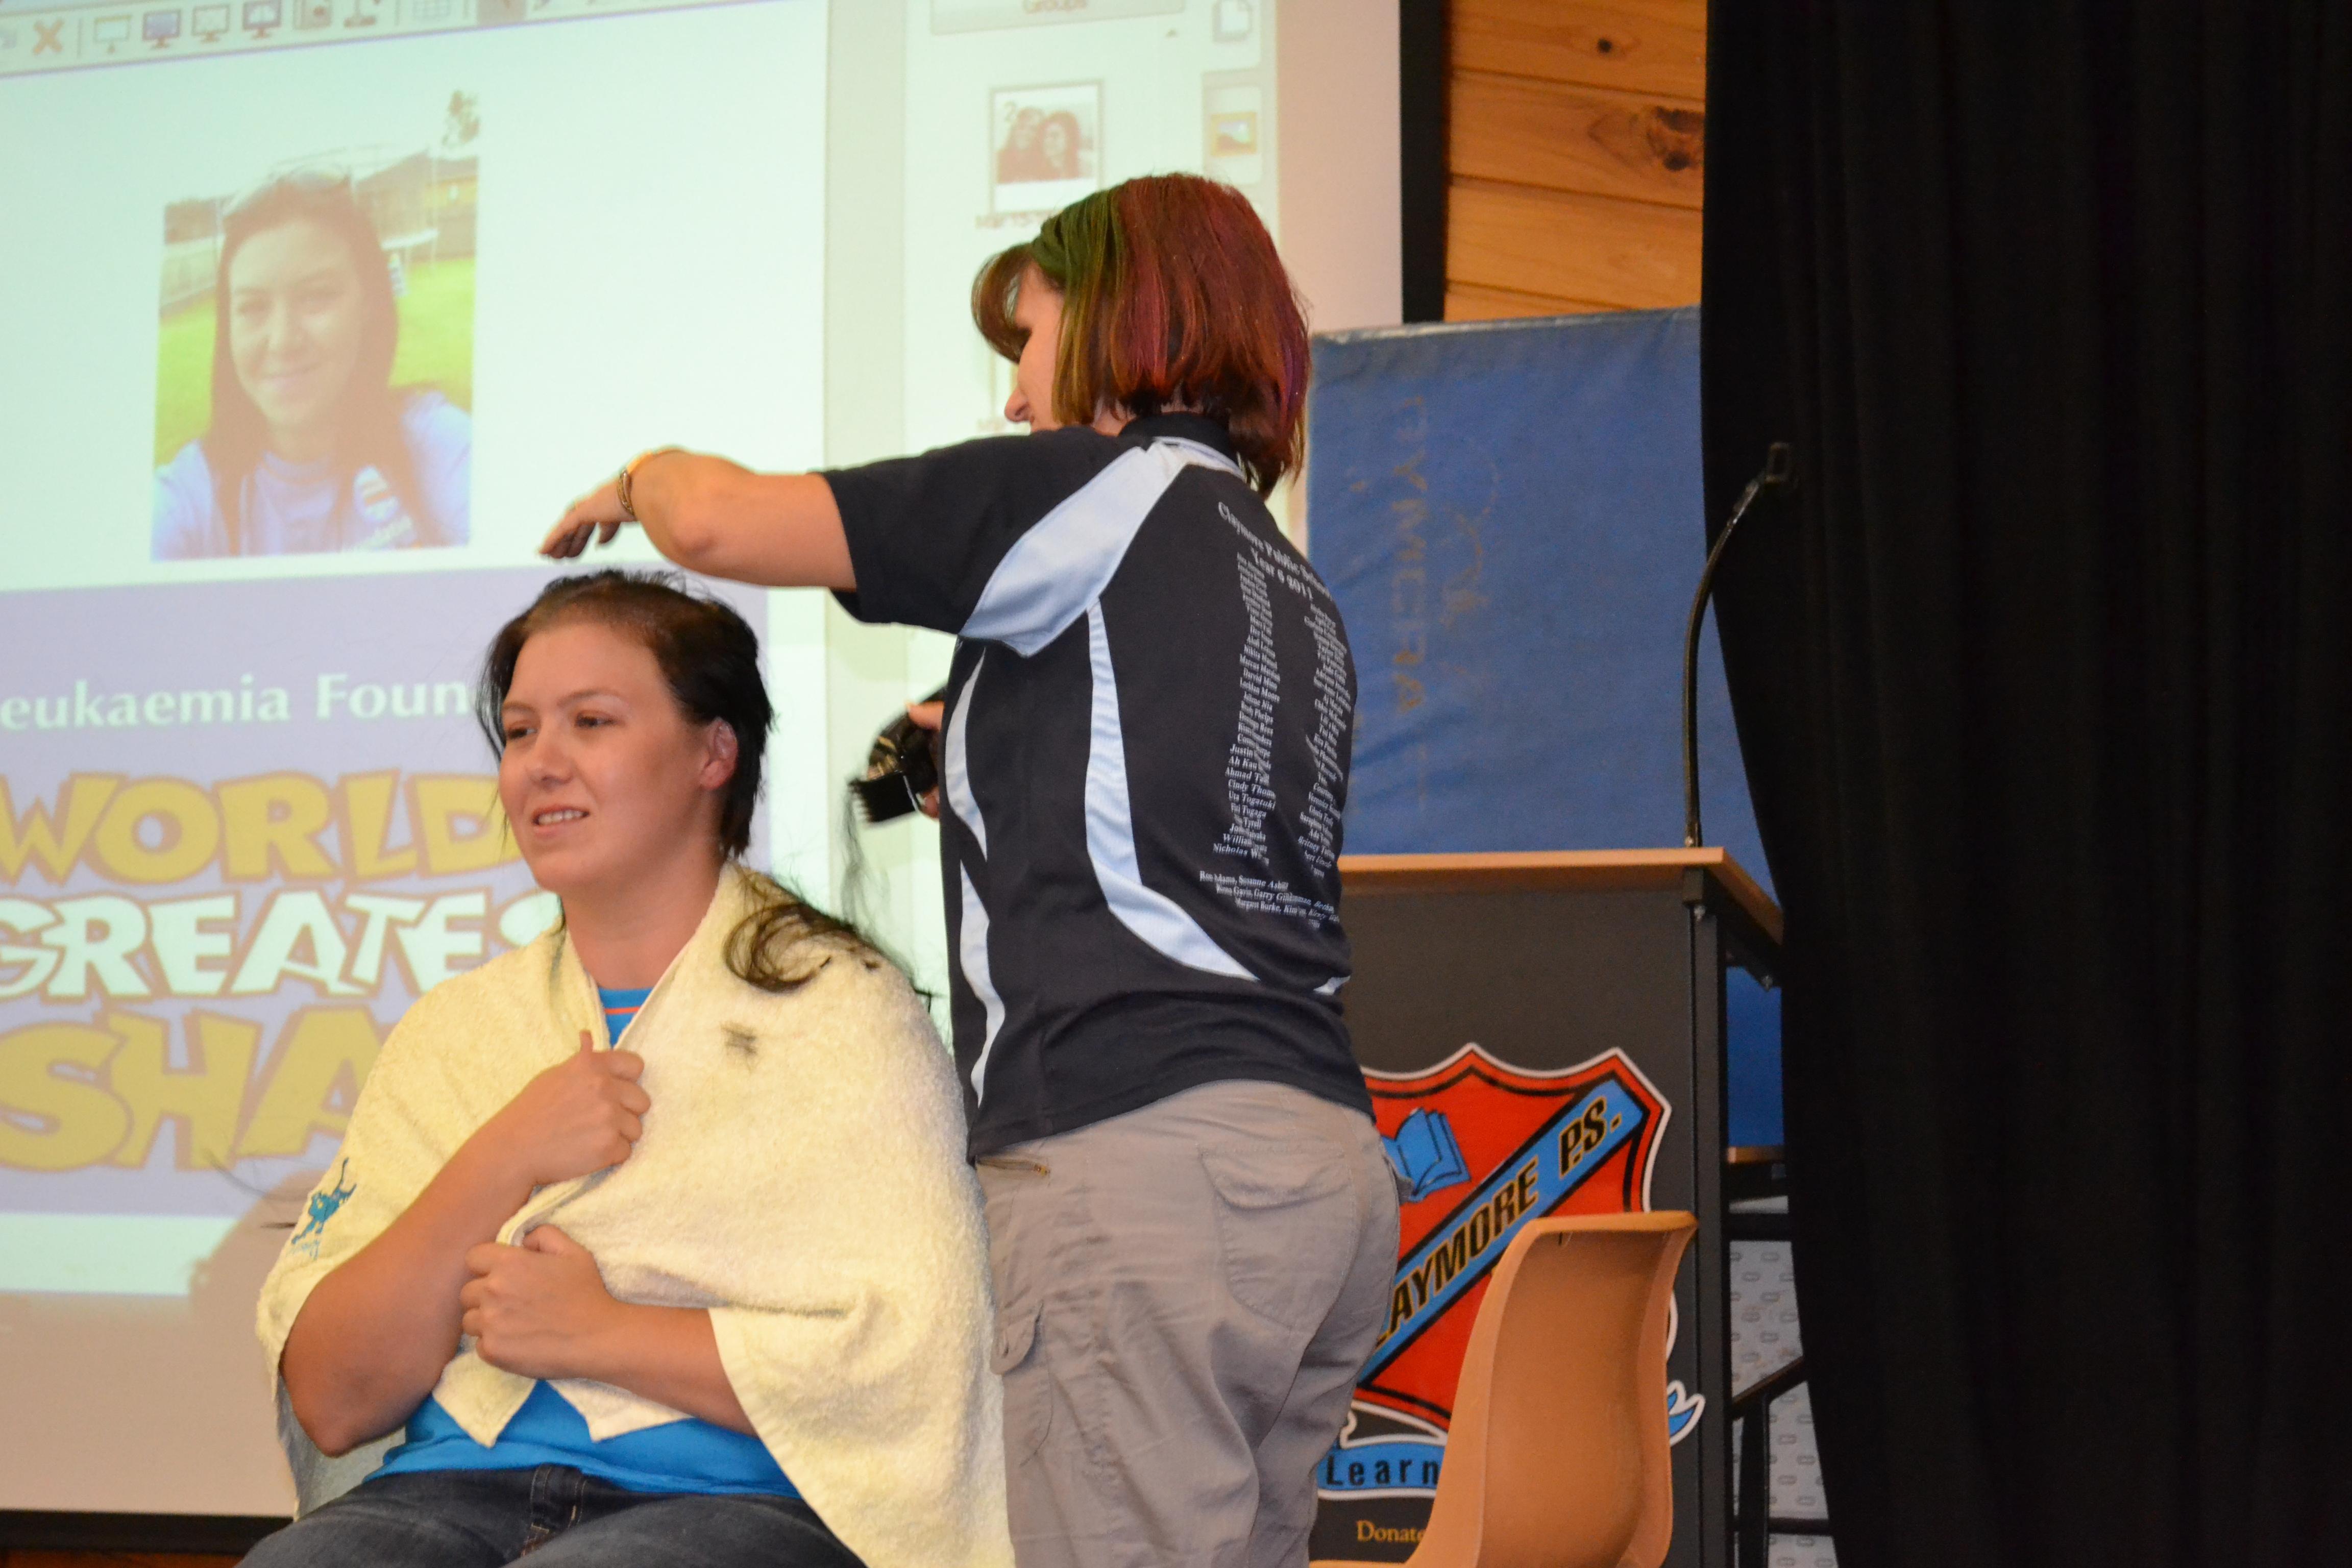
{"left": 255, "top": 869, "right": 1012, "bottom": 1568}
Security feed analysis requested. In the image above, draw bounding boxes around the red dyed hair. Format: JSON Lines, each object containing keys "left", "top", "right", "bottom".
{"left": 973, "top": 174, "right": 1310, "bottom": 496}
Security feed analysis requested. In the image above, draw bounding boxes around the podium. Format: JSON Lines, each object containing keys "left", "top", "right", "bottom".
{"left": 1307, "top": 850, "right": 1782, "bottom": 1568}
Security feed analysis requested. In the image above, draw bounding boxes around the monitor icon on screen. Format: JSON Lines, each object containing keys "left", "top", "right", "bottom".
{"left": 243, "top": 0, "right": 281, "bottom": 32}
{"left": 193, "top": 3, "right": 229, "bottom": 38}
{"left": 143, "top": 8, "right": 182, "bottom": 44}
{"left": 93, "top": 13, "right": 133, "bottom": 48}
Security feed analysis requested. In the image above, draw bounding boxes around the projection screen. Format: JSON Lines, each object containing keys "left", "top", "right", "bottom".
{"left": 0, "top": 0, "right": 1398, "bottom": 1518}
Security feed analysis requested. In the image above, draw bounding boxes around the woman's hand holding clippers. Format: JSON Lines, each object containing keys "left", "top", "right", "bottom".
{"left": 905, "top": 700, "right": 944, "bottom": 819}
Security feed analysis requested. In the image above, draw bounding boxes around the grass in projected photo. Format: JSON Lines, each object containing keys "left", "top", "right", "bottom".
{"left": 151, "top": 95, "right": 480, "bottom": 560}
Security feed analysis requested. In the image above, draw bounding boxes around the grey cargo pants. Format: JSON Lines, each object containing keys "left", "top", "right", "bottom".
{"left": 976, "top": 1080, "right": 1401, "bottom": 1568}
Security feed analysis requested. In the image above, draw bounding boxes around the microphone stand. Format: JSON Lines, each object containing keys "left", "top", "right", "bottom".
{"left": 1682, "top": 443, "right": 1794, "bottom": 848}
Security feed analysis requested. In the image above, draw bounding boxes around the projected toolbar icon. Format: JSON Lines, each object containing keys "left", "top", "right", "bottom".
{"left": 295, "top": 0, "right": 328, "bottom": 27}
{"left": 143, "top": 8, "right": 181, "bottom": 45}
{"left": 93, "top": 13, "right": 133, "bottom": 50}
{"left": 193, "top": 3, "right": 228, "bottom": 38}
{"left": 243, "top": 0, "right": 280, "bottom": 33}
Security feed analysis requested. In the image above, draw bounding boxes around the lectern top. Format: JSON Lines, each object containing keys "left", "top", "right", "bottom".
{"left": 1337, "top": 848, "right": 1782, "bottom": 947}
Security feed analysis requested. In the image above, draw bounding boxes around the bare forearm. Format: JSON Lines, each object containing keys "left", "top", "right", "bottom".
{"left": 575, "top": 1306, "right": 754, "bottom": 1435}
{"left": 281, "top": 1142, "right": 531, "bottom": 1454}
{"left": 631, "top": 454, "right": 854, "bottom": 590}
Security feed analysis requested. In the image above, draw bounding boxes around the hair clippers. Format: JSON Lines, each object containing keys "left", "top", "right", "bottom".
{"left": 849, "top": 686, "right": 948, "bottom": 825}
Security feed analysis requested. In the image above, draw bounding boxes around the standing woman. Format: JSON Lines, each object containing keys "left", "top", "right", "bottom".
{"left": 545, "top": 174, "right": 1399, "bottom": 1568}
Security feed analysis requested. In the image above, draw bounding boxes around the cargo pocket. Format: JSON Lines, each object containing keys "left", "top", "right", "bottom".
{"left": 990, "top": 1298, "right": 1052, "bottom": 1466}
{"left": 1199, "top": 1142, "right": 1360, "bottom": 1332}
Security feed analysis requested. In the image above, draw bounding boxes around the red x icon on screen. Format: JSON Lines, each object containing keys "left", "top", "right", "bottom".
{"left": 34, "top": 19, "right": 67, "bottom": 52}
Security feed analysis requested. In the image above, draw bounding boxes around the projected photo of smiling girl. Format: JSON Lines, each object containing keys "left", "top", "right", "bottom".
{"left": 152, "top": 169, "right": 473, "bottom": 559}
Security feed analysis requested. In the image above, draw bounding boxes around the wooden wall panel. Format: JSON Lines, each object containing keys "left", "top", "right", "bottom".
{"left": 1445, "top": 0, "right": 1707, "bottom": 321}
{"left": 1446, "top": 282, "right": 1621, "bottom": 321}
{"left": 1451, "top": 72, "right": 1702, "bottom": 210}
{"left": 1453, "top": 0, "right": 1707, "bottom": 101}
{"left": 1448, "top": 178, "right": 1702, "bottom": 311}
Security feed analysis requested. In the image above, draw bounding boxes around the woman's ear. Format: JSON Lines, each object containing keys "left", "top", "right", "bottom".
{"left": 701, "top": 721, "right": 740, "bottom": 792}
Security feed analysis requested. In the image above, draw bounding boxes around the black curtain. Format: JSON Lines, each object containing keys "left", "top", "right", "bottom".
{"left": 1700, "top": 5, "right": 2349, "bottom": 1565}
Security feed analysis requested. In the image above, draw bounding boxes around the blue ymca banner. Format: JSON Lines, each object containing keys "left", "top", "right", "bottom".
{"left": 1305, "top": 306, "right": 1768, "bottom": 878}
{"left": 1304, "top": 307, "right": 1781, "bottom": 1146}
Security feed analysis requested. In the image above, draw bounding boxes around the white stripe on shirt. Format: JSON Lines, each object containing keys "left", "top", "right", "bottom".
{"left": 944, "top": 655, "right": 987, "bottom": 859}
{"left": 1083, "top": 603, "right": 1257, "bottom": 981}
{"left": 959, "top": 865, "right": 1009, "bottom": 1101}
{"left": 962, "top": 442, "right": 1234, "bottom": 656}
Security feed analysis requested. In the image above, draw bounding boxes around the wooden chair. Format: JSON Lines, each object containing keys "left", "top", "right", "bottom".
{"left": 1315, "top": 1211, "right": 1697, "bottom": 1568}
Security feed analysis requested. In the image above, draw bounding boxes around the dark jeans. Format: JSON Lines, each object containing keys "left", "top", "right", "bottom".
{"left": 240, "top": 1466, "right": 863, "bottom": 1567}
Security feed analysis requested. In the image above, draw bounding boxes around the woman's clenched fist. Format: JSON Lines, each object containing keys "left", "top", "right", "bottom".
{"left": 478, "top": 1031, "right": 651, "bottom": 1191}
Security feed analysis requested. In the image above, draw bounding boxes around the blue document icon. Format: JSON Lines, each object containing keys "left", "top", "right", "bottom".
{"left": 1381, "top": 1108, "right": 1471, "bottom": 1202}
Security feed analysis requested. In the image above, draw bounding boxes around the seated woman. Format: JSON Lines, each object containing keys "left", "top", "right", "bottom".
{"left": 154, "top": 172, "right": 471, "bottom": 559}
{"left": 250, "top": 571, "right": 1009, "bottom": 1568}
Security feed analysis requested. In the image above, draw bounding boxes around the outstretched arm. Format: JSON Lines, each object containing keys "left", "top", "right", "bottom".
{"left": 543, "top": 451, "right": 855, "bottom": 591}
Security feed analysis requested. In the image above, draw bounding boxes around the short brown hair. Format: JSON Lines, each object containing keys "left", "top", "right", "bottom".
{"left": 973, "top": 174, "right": 1310, "bottom": 496}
